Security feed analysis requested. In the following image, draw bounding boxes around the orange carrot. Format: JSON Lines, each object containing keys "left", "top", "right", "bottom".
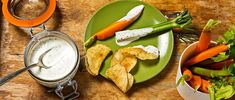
{"left": 184, "top": 44, "right": 229, "bottom": 67}
{"left": 182, "top": 67, "right": 193, "bottom": 81}
{"left": 95, "top": 20, "right": 131, "bottom": 40}
{"left": 194, "top": 19, "right": 220, "bottom": 54}
{"left": 177, "top": 67, "right": 193, "bottom": 86}
{"left": 189, "top": 75, "right": 202, "bottom": 91}
{"left": 200, "top": 79, "right": 211, "bottom": 93}
{"left": 195, "top": 30, "right": 211, "bottom": 54}
{"left": 207, "top": 59, "right": 233, "bottom": 69}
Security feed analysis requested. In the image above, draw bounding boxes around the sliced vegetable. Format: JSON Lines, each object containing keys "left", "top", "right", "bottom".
{"left": 189, "top": 75, "right": 201, "bottom": 92}
{"left": 115, "top": 10, "right": 192, "bottom": 46}
{"left": 194, "top": 19, "right": 220, "bottom": 54}
{"left": 184, "top": 44, "right": 229, "bottom": 67}
{"left": 177, "top": 67, "right": 193, "bottom": 86}
{"left": 200, "top": 79, "right": 211, "bottom": 93}
{"left": 190, "top": 66, "right": 230, "bottom": 78}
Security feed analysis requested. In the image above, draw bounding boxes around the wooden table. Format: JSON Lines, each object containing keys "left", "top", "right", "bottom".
{"left": 0, "top": 0, "right": 234, "bottom": 99}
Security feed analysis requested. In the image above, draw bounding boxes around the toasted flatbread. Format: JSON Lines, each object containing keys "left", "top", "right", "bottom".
{"left": 106, "top": 64, "right": 128, "bottom": 93}
{"left": 86, "top": 44, "right": 111, "bottom": 76}
{"left": 126, "top": 73, "right": 134, "bottom": 91}
{"left": 111, "top": 52, "right": 137, "bottom": 72}
{"left": 119, "top": 47, "right": 158, "bottom": 60}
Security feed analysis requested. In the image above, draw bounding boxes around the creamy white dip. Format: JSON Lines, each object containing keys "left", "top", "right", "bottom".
{"left": 29, "top": 37, "right": 77, "bottom": 81}
{"left": 115, "top": 28, "right": 153, "bottom": 46}
{"left": 118, "top": 5, "right": 144, "bottom": 22}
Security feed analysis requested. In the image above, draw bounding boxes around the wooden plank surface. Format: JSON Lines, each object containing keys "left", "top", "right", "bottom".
{"left": 0, "top": 0, "right": 235, "bottom": 99}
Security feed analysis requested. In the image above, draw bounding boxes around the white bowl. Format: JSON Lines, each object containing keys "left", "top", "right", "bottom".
{"left": 176, "top": 41, "right": 210, "bottom": 100}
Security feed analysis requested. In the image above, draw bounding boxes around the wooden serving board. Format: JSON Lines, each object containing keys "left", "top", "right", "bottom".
{"left": 0, "top": 0, "right": 235, "bottom": 99}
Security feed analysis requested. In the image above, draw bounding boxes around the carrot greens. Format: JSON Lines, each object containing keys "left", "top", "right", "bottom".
{"left": 211, "top": 52, "right": 229, "bottom": 62}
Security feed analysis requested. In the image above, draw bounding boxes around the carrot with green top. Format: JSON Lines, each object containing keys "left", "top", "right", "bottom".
{"left": 189, "top": 75, "right": 202, "bottom": 91}
{"left": 194, "top": 19, "right": 220, "bottom": 54}
{"left": 184, "top": 44, "right": 229, "bottom": 67}
{"left": 177, "top": 67, "right": 193, "bottom": 86}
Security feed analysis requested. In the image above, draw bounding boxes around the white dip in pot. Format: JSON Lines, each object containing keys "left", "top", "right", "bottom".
{"left": 24, "top": 30, "right": 80, "bottom": 88}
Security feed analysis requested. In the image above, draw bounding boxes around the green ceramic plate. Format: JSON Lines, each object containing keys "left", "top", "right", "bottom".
{"left": 84, "top": 0, "right": 173, "bottom": 83}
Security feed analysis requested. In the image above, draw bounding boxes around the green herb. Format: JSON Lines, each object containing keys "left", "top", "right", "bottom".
{"left": 211, "top": 77, "right": 228, "bottom": 88}
{"left": 203, "top": 19, "right": 221, "bottom": 31}
{"left": 215, "top": 85, "right": 235, "bottom": 100}
{"left": 223, "top": 26, "right": 235, "bottom": 45}
{"left": 211, "top": 52, "right": 229, "bottom": 62}
{"left": 229, "top": 45, "right": 235, "bottom": 60}
{"left": 217, "top": 26, "right": 235, "bottom": 45}
{"left": 228, "top": 64, "right": 235, "bottom": 76}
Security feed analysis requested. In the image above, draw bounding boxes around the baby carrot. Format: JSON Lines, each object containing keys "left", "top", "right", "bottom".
{"left": 189, "top": 75, "right": 202, "bottom": 92}
{"left": 184, "top": 44, "right": 229, "bottom": 67}
{"left": 194, "top": 19, "right": 220, "bottom": 54}
{"left": 85, "top": 20, "right": 132, "bottom": 47}
{"left": 200, "top": 79, "right": 211, "bottom": 93}
{"left": 95, "top": 20, "right": 131, "bottom": 40}
{"left": 177, "top": 67, "right": 193, "bottom": 86}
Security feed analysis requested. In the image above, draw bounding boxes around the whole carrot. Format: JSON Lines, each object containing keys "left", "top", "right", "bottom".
{"left": 95, "top": 20, "right": 131, "bottom": 40}
{"left": 184, "top": 44, "right": 229, "bottom": 67}
{"left": 194, "top": 19, "right": 220, "bottom": 54}
{"left": 177, "top": 67, "right": 193, "bottom": 86}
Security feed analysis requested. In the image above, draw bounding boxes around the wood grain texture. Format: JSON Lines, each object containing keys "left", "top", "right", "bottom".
{"left": 0, "top": 0, "right": 235, "bottom": 99}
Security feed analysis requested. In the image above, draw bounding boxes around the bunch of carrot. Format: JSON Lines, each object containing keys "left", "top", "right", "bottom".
{"left": 177, "top": 19, "right": 235, "bottom": 100}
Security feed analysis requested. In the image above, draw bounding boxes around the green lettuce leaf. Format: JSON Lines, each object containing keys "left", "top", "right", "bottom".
{"left": 215, "top": 85, "right": 235, "bottom": 100}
